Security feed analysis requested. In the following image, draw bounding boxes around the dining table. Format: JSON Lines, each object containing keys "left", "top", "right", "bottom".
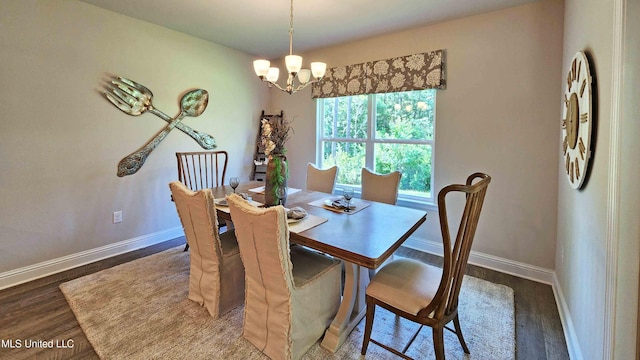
{"left": 210, "top": 181, "right": 427, "bottom": 353}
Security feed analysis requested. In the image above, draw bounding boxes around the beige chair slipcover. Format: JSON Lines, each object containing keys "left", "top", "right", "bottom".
{"left": 169, "top": 181, "right": 244, "bottom": 319}
{"left": 360, "top": 167, "right": 402, "bottom": 278}
{"left": 227, "top": 193, "right": 342, "bottom": 360}
{"left": 175, "top": 151, "right": 230, "bottom": 251}
{"left": 305, "top": 163, "right": 338, "bottom": 194}
{"left": 360, "top": 167, "right": 402, "bottom": 205}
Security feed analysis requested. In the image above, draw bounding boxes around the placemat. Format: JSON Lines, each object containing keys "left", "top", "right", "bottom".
{"left": 214, "top": 198, "right": 262, "bottom": 213}
{"left": 308, "top": 197, "right": 371, "bottom": 215}
{"left": 287, "top": 213, "right": 328, "bottom": 233}
{"left": 248, "top": 186, "right": 301, "bottom": 195}
{"left": 214, "top": 200, "right": 326, "bottom": 233}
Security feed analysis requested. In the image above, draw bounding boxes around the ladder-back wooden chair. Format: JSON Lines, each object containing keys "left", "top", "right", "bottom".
{"left": 176, "top": 151, "right": 228, "bottom": 190}
{"left": 361, "top": 172, "right": 491, "bottom": 359}
{"left": 176, "top": 151, "right": 228, "bottom": 251}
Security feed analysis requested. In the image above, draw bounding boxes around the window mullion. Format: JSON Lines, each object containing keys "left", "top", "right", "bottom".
{"left": 316, "top": 99, "right": 323, "bottom": 165}
{"left": 365, "top": 94, "right": 375, "bottom": 170}
{"left": 372, "top": 138, "right": 433, "bottom": 145}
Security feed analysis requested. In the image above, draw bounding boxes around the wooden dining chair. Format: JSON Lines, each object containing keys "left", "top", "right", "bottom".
{"left": 305, "top": 163, "right": 338, "bottom": 194}
{"left": 176, "top": 150, "right": 228, "bottom": 190}
{"left": 361, "top": 173, "right": 491, "bottom": 360}
{"left": 169, "top": 181, "right": 244, "bottom": 319}
{"left": 361, "top": 167, "right": 402, "bottom": 205}
{"left": 227, "top": 194, "right": 342, "bottom": 360}
{"left": 176, "top": 150, "right": 228, "bottom": 251}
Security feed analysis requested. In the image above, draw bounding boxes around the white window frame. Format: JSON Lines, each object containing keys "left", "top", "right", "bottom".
{"left": 316, "top": 91, "right": 437, "bottom": 210}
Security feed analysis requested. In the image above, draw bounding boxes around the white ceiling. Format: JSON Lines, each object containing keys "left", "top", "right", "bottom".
{"left": 81, "top": 0, "right": 540, "bottom": 59}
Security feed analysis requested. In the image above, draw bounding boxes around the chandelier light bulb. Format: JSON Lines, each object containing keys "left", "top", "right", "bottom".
{"left": 253, "top": 60, "right": 271, "bottom": 78}
{"left": 298, "top": 69, "right": 311, "bottom": 84}
{"left": 266, "top": 67, "right": 280, "bottom": 83}
{"left": 285, "top": 55, "right": 303, "bottom": 74}
{"left": 311, "top": 62, "right": 327, "bottom": 79}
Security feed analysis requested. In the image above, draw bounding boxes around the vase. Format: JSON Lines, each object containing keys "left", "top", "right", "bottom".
{"left": 264, "top": 154, "right": 288, "bottom": 207}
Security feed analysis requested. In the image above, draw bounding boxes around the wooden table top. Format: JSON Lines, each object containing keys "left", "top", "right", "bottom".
{"left": 212, "top": 182, "right": 427, "bottom": 269}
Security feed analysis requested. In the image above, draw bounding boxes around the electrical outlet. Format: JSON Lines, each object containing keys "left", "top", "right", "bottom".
{"left": 113, "top": 211, "right": 123, "bottom": 224}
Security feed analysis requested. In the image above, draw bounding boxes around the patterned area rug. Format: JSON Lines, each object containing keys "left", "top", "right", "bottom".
{"left": 60, "top": 247, "right": 515, "bottom": 359}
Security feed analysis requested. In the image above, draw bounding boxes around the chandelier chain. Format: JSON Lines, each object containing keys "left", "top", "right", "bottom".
{"left": 289, "top": 0, "right": 294, "bottom": 55}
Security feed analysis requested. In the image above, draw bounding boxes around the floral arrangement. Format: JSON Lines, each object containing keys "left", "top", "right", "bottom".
{"left": 260, "top": 117, "right": 292, "bottom": 156}
{"left": 260, "top": 116, "right": 293, "bottom": 205}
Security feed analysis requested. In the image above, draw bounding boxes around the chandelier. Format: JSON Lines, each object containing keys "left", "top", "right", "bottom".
{"left": 252, "top": 0, "right": 327, "bottom": 94}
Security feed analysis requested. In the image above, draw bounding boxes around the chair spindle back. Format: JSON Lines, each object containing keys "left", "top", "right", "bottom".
{"left": 176, "top": 151, "right": 228, "bottom": 190}
{"left": 431, "top": 172, "right": 491, "bottom": 319}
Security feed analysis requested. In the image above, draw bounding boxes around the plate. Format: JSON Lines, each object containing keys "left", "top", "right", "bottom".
{"left": 322, "top": 199, "right": 354, "bottom": 211}
{"left": 215, "top": 199, "right": 228, "bottom": 206}
{"left": 287, "top": 215, "right": 307, "bottom": 223}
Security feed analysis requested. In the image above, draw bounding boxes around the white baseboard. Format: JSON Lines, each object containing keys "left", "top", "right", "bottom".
{"left": 404, "top": 236, "right": 582, "bottom": 359}
{"left": 0, "top": 227, "right": 185, "bottom": 291}
{"left": 403, "top": 236, "right": 555, "bottom": 284}
{"left": 552, "top": 273, "right": 584, "bottom": 360}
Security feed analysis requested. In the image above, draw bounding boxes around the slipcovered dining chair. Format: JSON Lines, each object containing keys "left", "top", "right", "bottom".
{"left": 361, "top": 167, "right": 402, "bottom": 205}
{"left": 169, "top": 181, "right": 244, "bottom": 319}
{"left": 361, "top": 167, "right": 402, "bottom": 278}
{"left": 305, "top": 163, "right": 338, "bottom": 194}
{"left": 176, "top": 150, "right": 229, "bottom": 251}
{"left": 361, "top": 173, "right": 491, "bottom": 359}
{"left": 227, "top": 193, "right": 342, "bottom": 360}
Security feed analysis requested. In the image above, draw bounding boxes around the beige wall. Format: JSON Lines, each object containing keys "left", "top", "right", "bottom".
{"left": 619, "top": 0, "right": 640, "bottom": 356}
{"left": 555, "top": 1, "right": 612, "bottom": 357}
{"left": 0, "top": 1, "right": 268, "bottom": 274}
{"left": 556, "top": 0, "right": 613, "bottom": 358}
{"left": 556, "top": 0, "right": 639, "bottom": 358}
{"left": 270, "top": 0, "right": 564, "bottom": 270}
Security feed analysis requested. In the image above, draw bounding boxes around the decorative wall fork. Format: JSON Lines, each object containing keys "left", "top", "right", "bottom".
{"left": 103, "top": 76, "right": 217, "bottom": 177}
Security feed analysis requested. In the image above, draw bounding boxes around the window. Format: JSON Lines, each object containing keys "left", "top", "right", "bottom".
{"left": 317, "top": 89, "right": 436, "bottom": 204}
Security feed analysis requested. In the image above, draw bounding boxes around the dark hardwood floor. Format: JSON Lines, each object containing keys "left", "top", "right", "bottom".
{"left": 0, "top": 237, "right": 569, "bottom": 360}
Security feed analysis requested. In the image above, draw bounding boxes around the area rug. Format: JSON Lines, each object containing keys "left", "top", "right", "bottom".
{"left": 60, "top": 247, "right": 515, "bottom": 359}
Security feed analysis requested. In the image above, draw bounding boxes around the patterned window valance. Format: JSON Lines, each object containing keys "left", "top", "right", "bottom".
{"left": 311, "top": 49, "right": 446, "bottom": 99}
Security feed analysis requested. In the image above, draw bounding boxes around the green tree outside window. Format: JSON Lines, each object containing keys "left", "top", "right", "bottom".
{"left": 318, "top": 89, "right": 435, "bottom": 200}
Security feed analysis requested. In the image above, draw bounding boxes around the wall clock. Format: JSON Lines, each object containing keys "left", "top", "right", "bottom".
{"left": 562, "top": 51, "right": 593, "bottom": 189}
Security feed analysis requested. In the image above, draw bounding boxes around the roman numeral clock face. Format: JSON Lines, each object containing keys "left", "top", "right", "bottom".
{"left": 562, "top": 51, "right": 592, "bottom": 189}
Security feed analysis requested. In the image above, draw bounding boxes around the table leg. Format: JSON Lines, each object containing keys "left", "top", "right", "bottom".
{"left": 320, "top": 261, "right": 370, "bottom": 352}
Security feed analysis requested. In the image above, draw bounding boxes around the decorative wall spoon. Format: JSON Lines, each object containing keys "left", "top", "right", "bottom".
{"left": 105, "top": 77, "right": 216, "bottom": 150}
{"left": 117, "top": 89, "right": 209, "bottom": 177}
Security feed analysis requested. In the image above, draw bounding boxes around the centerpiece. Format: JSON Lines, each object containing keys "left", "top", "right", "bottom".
{"left": 260, "top": 116, "right": 292, "bottom": 206}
